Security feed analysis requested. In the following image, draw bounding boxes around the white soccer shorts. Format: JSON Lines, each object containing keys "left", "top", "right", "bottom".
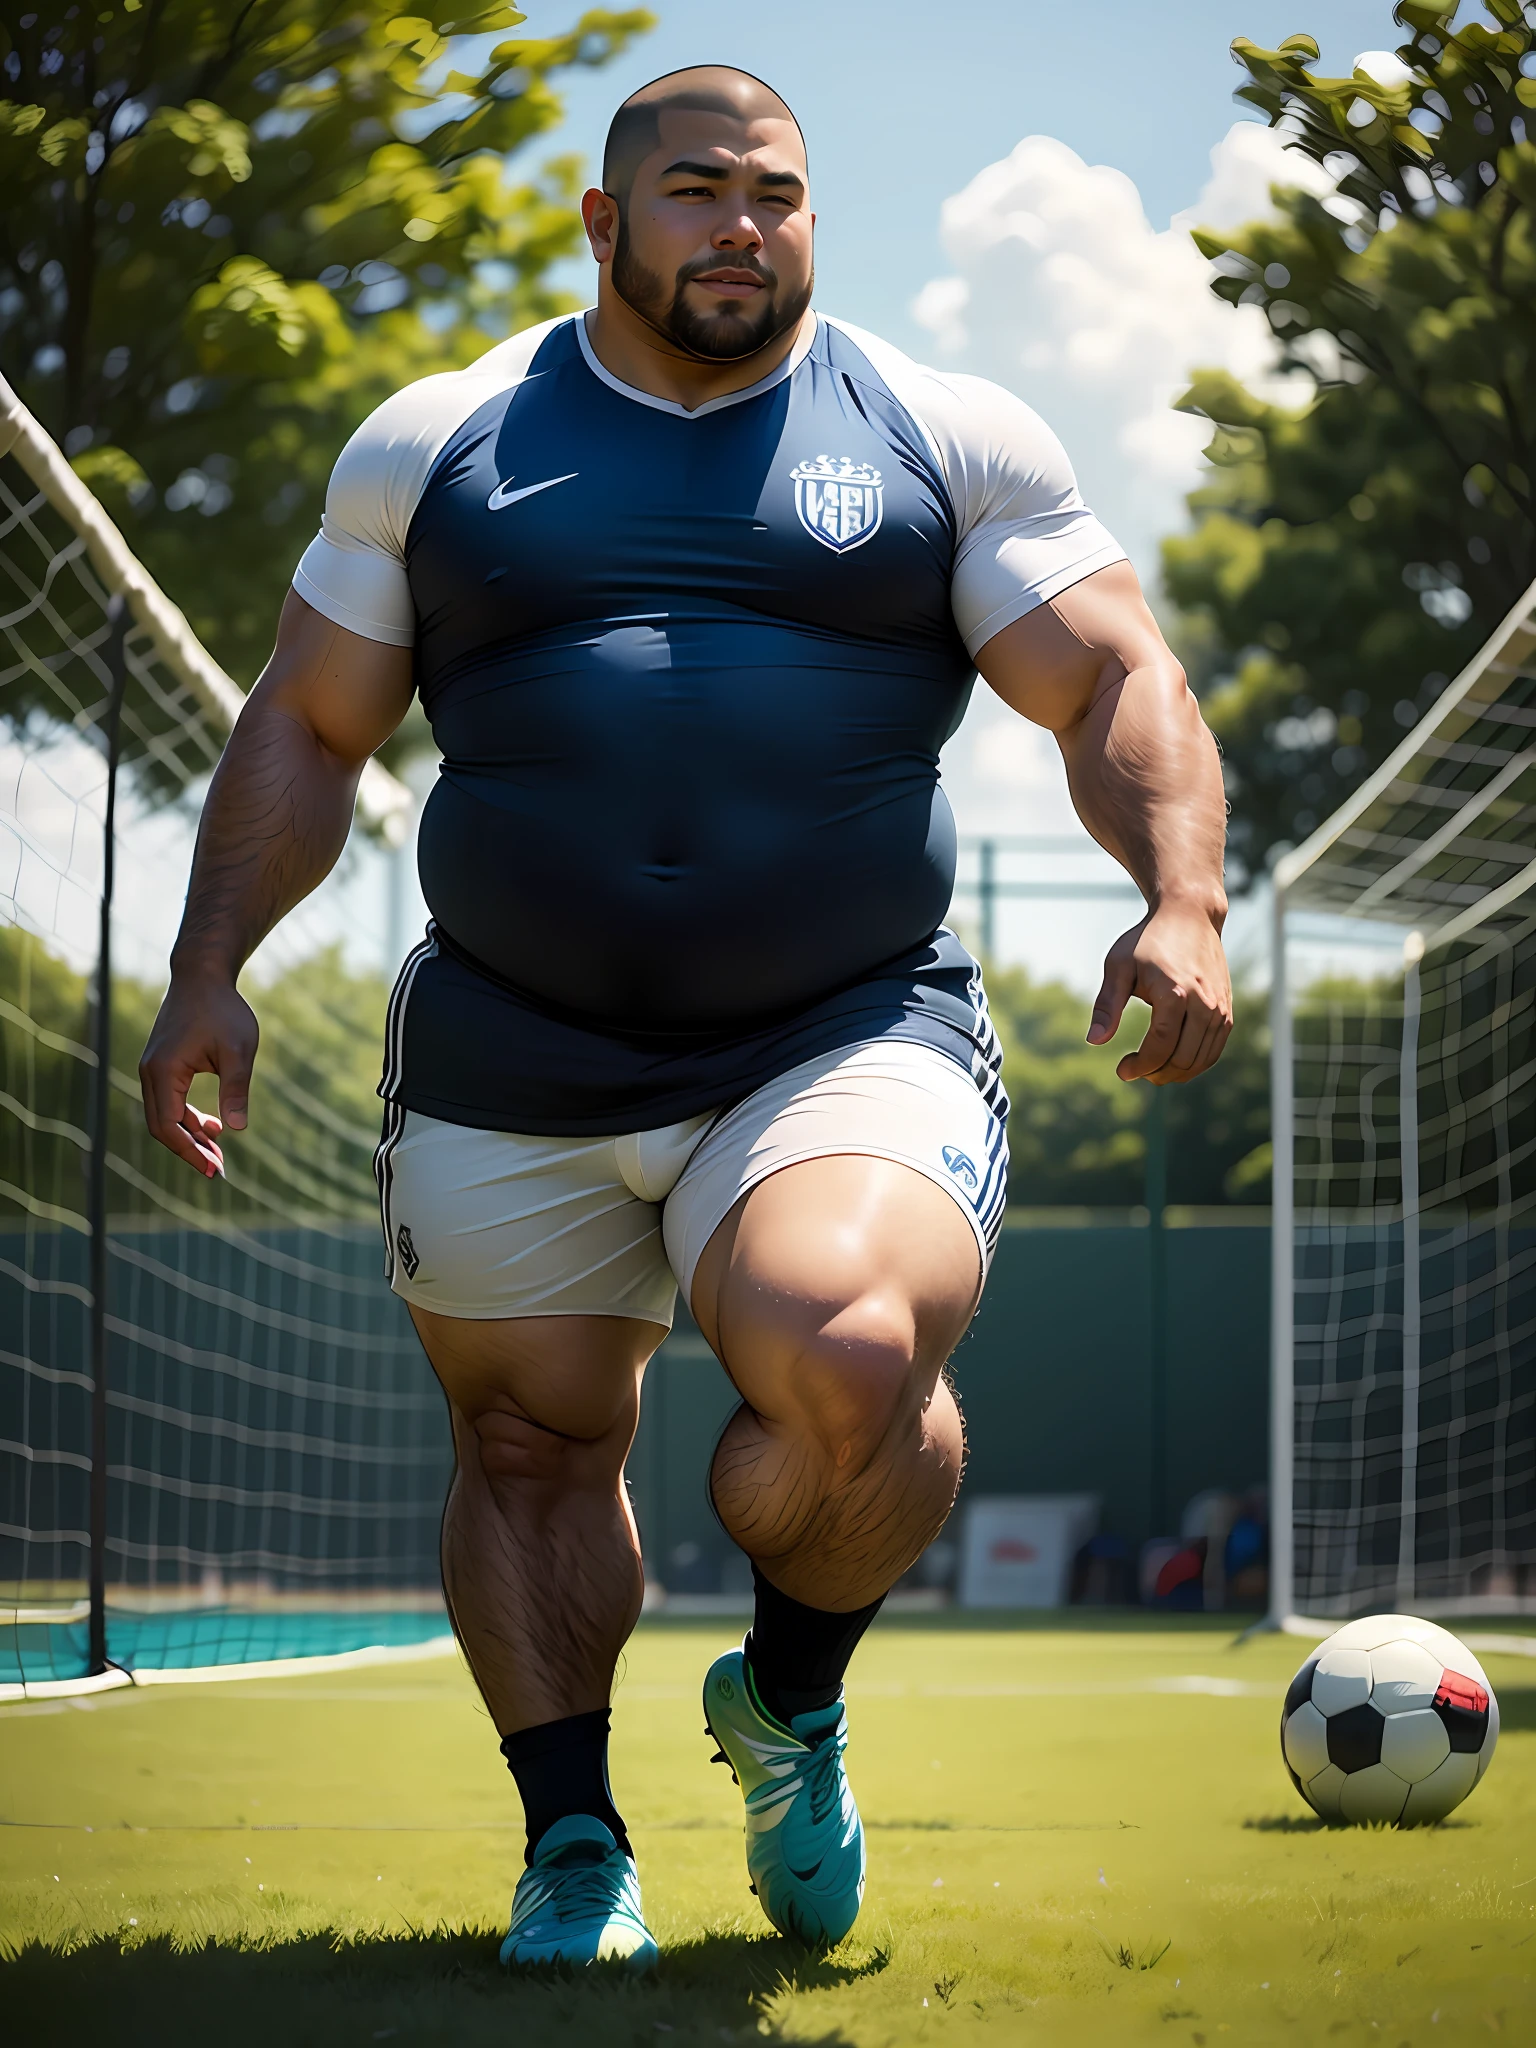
{"left": 374, "top": 1038, "right": 1008, "bottom": 1325}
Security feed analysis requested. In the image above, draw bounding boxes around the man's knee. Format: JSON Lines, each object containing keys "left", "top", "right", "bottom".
{"left": 464, "top": 1396, "right": 628, "bottom": 1488}
{"left": 414, "top": 1308, "right": 653, "bottom": 1491}
{"left": 747, "top": 1288, "right": 927, "bottom": 1464}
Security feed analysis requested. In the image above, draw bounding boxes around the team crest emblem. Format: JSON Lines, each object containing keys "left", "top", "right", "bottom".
{"left": 791, "top": 454, "right": 883, "bottom": 554}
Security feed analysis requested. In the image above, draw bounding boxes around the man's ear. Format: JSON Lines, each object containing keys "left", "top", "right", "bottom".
{"left": 582, "top": 188, "right": 619, "bottom": 264}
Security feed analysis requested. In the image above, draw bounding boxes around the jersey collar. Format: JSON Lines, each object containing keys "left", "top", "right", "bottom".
{"left": 574, "top": 309, "right": 817, "bottom": 418}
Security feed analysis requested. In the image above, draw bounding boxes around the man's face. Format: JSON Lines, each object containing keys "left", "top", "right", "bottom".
{"left": 599, "top": 109, "right": 813, "bottom": 360}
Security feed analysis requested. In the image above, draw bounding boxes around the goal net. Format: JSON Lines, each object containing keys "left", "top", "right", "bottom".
{"left": 1270, "top": 580, "right": 1536, "bottom": 1626}
{"left": 0, "top": 374, "right": 452, "bottom": 1690}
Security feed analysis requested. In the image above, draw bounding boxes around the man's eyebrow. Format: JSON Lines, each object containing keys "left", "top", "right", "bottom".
{"left": 658, "top": 159, "right": 805, "bottom": 191}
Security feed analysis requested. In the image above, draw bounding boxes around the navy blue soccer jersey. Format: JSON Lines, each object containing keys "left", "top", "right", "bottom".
{"left": 293, "top": 312, "right": 1124, "bottom": 1134}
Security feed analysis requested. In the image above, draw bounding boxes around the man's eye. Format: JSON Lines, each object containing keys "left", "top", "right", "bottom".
{"left": 666, "top": 185, "right": 715, "bottom": 199}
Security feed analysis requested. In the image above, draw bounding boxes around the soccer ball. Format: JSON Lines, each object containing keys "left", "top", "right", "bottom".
{"left": 1280, "top": 1614, "right": 1498, "bottom": 1825}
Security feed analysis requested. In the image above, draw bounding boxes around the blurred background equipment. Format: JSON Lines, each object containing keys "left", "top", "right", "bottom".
{"left": 956, "top": 1495, "right": 1100, "bottom": 1609}
{"left": 1269, "top": 584, "right": 1536, "bottom": 1628}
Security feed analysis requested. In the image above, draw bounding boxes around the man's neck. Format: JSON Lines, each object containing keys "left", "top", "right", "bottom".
{"left": 582, "top": 293, "right": 815, "bottom": 412}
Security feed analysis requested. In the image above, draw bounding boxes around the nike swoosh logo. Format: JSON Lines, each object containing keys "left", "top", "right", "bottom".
{"left": 486, "top": 471, "right": 577, "bottom": 511}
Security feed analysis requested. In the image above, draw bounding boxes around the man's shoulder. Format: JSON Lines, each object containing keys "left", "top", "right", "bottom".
{"left": 818, "top": 316, "right": 1023, "bottom": 412}
{"left": 325, "top": 314, "right": 581, "bottom": 535}
{"left": 357, "top": 314, "right": 578, "bottom": 443}
{"left": 816, "top": 316, "right": 1070, "bottom": 493}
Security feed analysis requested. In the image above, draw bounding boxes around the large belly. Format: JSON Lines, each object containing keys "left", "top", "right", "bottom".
{"left": 415, "top": 654, "right": 960, "bottom": 1031}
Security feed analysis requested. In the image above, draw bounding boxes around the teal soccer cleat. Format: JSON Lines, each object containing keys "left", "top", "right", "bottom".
{"left": 499, "top": 1815, "right": 659, "bottom": 1973}
{"left": 702, "top": 1644, "right": 865, "bottom": 1950}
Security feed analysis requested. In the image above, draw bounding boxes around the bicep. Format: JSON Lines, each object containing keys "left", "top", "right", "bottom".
{"left": 246, "top": 589, "right": 415, "bottom": 767}
{"left": 973, "top": 561, "right": 1167, "bottom": 732}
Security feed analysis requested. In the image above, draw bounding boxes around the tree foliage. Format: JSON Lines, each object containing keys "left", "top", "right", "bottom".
{"left": 0, "top": 1, "right": 650, "bottom": 712}
{"left": 1164, "top": 1, "right": 1536, "bottom": 881}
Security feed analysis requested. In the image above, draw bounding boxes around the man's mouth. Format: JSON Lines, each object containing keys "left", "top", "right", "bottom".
{"left": 689, "top": 268, "right": 769, "bottom": 300}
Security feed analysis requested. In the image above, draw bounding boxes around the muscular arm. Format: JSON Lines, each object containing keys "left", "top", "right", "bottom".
{"left": 973, "top": 560, "right": 1232, "bottom": 1083}
{"left": 140, "top": 592, "right": 415, "bottom": 1174}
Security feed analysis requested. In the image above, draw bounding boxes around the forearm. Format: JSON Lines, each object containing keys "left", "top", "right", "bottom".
{"left": 170, "top": 704, "right": 363, "bottom": 983}
{"left": 1057, "top": 657, "right": 1228, "bottom": 922}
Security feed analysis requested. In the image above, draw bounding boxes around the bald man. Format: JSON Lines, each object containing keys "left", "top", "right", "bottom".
{"left": 140, "top": 66, "right": 1232, "bottom": 1967}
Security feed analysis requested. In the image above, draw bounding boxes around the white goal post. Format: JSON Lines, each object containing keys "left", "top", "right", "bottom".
{"left": 1268, "top": 579, "right": 1536, "bottom": 1633}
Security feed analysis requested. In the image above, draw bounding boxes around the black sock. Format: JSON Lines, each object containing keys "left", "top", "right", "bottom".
{"left": 744, "top": 1563, "right": 885, "bottom": 1728}
{"left": 500, "top": 1708, "right": 630, "bottom": 1865}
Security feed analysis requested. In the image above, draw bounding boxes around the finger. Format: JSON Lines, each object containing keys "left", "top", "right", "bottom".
{"left": 1116, "top": 992, "right": 1186, "bottom": 1082}
{"left": 217, "top": 1036, "right": 255, "bottom": 1132}
{"left": 179, "top": 1105, "right": 226, "bottom": 1177}
{"left": 1183, "top": 1012, "right": 1234, "bottom": 1081}
{"left": 1087, "top": 947, "right": 1136, "bottom": 1046}
{"left": 140, "top": 1056, "right": 222, "bottom": 1178}
{"left": 1156, "top": 1009, "right": 1233, "bottom": 1086}
{"left": 140, "top": 1055, "right": 193, "bottom": 1151}
{"left": 1160, "top": 999, "right": 1215, "bottom": 1079}
{"left": 158, "top": 1113, "right": 223, "bottom": 1178}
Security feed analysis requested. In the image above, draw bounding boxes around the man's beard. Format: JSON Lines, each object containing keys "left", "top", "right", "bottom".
{"left": 611, "top": 218, "right": 812, "bottom": 362}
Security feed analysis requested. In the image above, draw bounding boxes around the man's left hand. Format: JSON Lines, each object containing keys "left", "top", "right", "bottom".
{"left": 1086, "top": 903, "right": 1233, "bottom": 1085}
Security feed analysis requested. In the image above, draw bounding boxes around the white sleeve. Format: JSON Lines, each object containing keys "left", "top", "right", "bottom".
{"left": 290, "top": 318, "right": 573, "bottom": 645}
{"left": 291, "top": 376, "right": 463, "bottom": 646}
{"left": 819, "top": 322, "right": 1126, "bottom": 659}
{"left": 939, "top": 374, "right": 1126, "bottom": 657}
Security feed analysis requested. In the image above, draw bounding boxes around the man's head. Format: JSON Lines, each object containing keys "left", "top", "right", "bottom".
{"left": 583, "top": 66, "right": 813, "bottom": 363}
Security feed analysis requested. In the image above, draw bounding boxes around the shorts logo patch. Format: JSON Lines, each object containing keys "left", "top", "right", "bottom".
{"left": 942, "top": 1145, "right": 979, "bottom": 1190}
{"left": 791, "top": 455, "right": 883, "bottom": 553}
{"left": 396, "top": 1223, "right": 421, "bottom": 1280}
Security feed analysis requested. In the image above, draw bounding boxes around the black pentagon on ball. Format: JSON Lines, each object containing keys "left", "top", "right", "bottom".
{"left": 1283, "top": 1656, "right": 1319, "bottom": 1723}
{"left": 1326, "top": 1701, "right": 1385, "bottom": 1774}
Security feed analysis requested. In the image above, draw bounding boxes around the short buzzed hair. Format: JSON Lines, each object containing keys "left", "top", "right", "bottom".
{"left": 602, "top": 65, "right": 806, "bottom": 202}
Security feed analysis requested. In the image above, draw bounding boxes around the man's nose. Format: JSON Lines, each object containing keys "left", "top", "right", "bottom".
{"left": 711, "top": 210, "right": 765, "bottom": 252}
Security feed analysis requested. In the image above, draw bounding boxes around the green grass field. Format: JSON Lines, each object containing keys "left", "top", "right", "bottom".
{"left": 2, "top": 1615, "right": 1533, "bottom": 2045}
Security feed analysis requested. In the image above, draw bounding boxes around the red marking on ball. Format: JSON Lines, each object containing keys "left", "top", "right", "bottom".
{"left": 1434, "top": 1671, "right": 1489, "bottom": 1716}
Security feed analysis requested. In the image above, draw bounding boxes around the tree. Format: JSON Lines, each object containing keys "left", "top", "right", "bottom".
{"left": 0, "top": 1, "right": 651, "bottom": 716}
{"left": 1163, "top": 1, "right": 1536, "bottom": 882}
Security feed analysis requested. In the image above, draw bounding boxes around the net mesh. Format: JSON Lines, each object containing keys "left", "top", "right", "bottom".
{"left": 0, "top": 383, "right": 450, "bottom": 1685}
{"left": 1281, "top": 585, "right": 1536, "bottom": 1617}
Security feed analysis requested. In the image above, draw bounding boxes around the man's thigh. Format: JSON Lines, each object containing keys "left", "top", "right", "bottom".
{"left": 688, "top": 1154, "right": 981, "bottom": 1418}
{"left": 378, "top": 1105, "right": 676, "bottom": 1456}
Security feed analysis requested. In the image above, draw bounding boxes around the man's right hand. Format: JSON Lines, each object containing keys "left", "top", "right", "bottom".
{"left": 139, "top": 975, "right": 260, "bottom": 1179}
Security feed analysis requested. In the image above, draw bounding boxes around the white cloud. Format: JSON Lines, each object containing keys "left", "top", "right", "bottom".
{"left": 1353, "top": 48, "right": 1414, "bottom": 89}
{"left": 912, "top": 120, "right": 1330, "bottom": 586}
